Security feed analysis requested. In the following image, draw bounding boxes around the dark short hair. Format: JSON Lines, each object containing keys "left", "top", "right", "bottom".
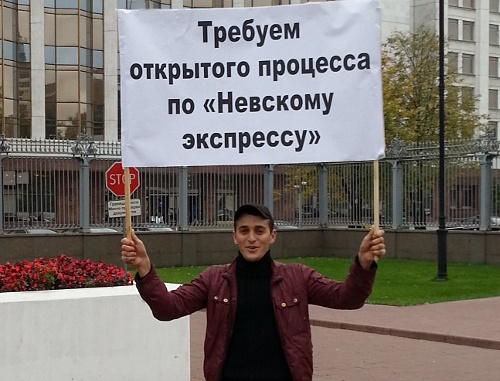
{"left": 233, "top": 204, "right": 274, "bottom": 231}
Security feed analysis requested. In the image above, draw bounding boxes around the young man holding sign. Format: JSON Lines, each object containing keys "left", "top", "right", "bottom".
{"left": 121, "top": 203, "right": 385, "bottom": 381}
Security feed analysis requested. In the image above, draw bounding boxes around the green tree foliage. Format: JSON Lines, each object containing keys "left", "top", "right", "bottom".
{"left": 382, "top": 26, "right": 483, "bottom": 145}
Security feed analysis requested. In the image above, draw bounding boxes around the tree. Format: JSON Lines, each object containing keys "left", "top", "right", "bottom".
{"left": 382, "top": 26, "right": 483, "bottom": 145}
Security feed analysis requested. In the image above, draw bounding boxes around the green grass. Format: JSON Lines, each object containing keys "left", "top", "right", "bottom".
{"left": 145, "top": 257, "right": 500, "bottom": 306}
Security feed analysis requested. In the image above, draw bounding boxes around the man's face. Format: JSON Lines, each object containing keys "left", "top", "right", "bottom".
{"left": 233, "top": 214, "right": 276, "bottom": 262}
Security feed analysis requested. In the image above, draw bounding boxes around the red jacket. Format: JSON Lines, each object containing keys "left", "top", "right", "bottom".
{"left": 136, "top": 256, "right": 376, "bottom": 381}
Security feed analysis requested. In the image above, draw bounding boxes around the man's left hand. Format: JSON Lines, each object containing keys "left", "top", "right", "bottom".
{"left": 358, "top": 227, "right": 386, "bottom": 270}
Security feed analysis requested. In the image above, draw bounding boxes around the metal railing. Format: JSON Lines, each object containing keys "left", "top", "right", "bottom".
{"left": 0, "top": 133, "right": 499, "bottom": 233}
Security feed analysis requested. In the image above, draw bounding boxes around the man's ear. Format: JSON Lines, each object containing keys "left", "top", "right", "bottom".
{"left": 270, "top": 229, "right": 277, "bottom": 244}
{"left": 232, "top": 230, "right": 237, "bottom": 245}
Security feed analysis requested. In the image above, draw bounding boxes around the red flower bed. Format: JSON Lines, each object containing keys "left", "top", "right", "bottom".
{"left": 0, "top": 254, "right": 133, "bottom": 293}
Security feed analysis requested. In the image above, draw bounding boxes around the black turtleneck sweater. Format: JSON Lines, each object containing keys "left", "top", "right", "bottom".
{"left": 221, "top": 252, "right": 292, "bottom": 381}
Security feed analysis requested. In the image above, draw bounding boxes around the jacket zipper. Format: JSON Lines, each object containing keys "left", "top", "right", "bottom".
{"left": 218, "top": 272, "right": 234, "bottom": 381}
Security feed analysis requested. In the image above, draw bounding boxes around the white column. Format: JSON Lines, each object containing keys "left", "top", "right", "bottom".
{"left": 30, "top": 1, "right": 45, "bottom": 139}
{"left": 104, "top": 1, "right": 119, "bottom": 142}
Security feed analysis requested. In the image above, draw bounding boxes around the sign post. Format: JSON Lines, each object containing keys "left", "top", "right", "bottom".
{"left": 106, "top": 162, "right": 140, "bottom": 240}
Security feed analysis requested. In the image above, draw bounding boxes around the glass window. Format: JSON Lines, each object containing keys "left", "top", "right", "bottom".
{"left": 489, "top": 89, "right": 498, "bottom": 109}
{"left": 45, "top": 13, "right": 56, "bottom": 45}
{"left": 492, "top": 0, "right": 500, "bottom": 12}
{"left": 462, "top": 54, "right": 474, "bottom": 74}
{"left": 57, "top": 0, "right": 79, "bottom": 9}
{"left": 57, "top": 126, "right": 79, "bottom": 140}
{"left": 18, "top": 66, "right": 31, "bottom": 101}
{"left": 45, "top": 46, "right": 56, "bottom": 64}
{"left": 19, "top": 118, "right": 31, "bottom": 138}
{"left": 448, "top": 52, "right": 458, "bottom": 72}
{"left": 463, "top": 21, "right": 474, "bottom": 41}
{"left": 45, "top": 70, "right": 57, "bottom": 103}
{"left": 80, "top": 47, "right": 91, "bottom": 67}
{"left": 192, "top": 0, "right": 213, "bottom": 7}
{"left": 80, "top": 16, "right": 92, "bottom": 48}
{"left": 490, "top": 24, "right": 499, "bottom": 45}
{"left": 56, "top": 15, "right": 79, "bottom": 46}
{"left": 93, "top": 0, "right": 103, "bottom": 14}
{"left": 4, "top": 99, "right": 15, "bottom": 118}
{"left": 463, "top": 0, "right": 475, "bottom": 8}
{"left": 56, "top": 46, "right": 78, "bottom": 65}
{"left": 93, "top": 73, "right": 104, "bottom": 105}
{"left": 57, "top": 71, "right": 79, "bottom": 102}
{"left": 19, "top": 101, "right": 31, "bottom": 121}
{"left": 45, "top": 102, "right": 57, "bottom": 139}
{"left": 490, "top": 57, "right": 498, "bottom": 77}
{"left": 18, "top": 43, "right": 30, "bottom": 62}
{"left": 449, "top": 0, "right": 458, "bottom": 5}
{"left": 93, "top": 19, "right": 103, "bottom": 50}
{"left": 4, "top": 40, "right": 16, "bottom": 61}
{"left": 57, "top": 103, "right": 79, "bottom": 121}
{"left": 19, "top": 9, "right": 30, "bottom": 43}
{"left": 488, "top": 121, "right": 498, "bottom": 138}
{"left": 80, "top": 103, "right": 89, "bottom": 124}
{"left": 44, "top": 0, "right": 55, "bottom": 8}
{"left": 93, "top": 50, "right": 103, "bottom": 69}
{"left": 3, "top": 65, "right": 16, "bottom": 98}
{"left": 81, "top": 72, "right": 91, "bottom": 103}
{"left": 79, "top": 0, "right": 91, "bottom": 11}
{"left": 449, "top": 19, "right": 459, "bottom": 40}
{"left": 125, "top": 0, "right": 148, "bottom": 9}
{"left": 3, "top": 7, "right": 15, "bottom": 41}
{"left": 462, "top": 86, "right": 474, "bottom": 101}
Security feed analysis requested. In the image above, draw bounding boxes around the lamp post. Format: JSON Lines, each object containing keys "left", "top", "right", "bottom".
{"left": 294, "top": 181, "right": 307, "bottom": 227}
{"left": 437, "top": 0, "right": 448, "bottom": 281}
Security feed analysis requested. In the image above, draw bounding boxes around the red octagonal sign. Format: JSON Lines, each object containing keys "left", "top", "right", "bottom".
{"left": 106, "top": 162, "right": 140, "bottom": 197}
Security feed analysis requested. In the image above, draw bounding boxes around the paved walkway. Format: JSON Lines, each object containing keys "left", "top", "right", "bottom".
{"left": 190, "top": 297, "right": 500, "bottom": 380}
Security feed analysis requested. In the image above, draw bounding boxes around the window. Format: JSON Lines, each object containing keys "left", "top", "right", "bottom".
{"left": 463, "top": 21, "right": 474, "bottom": 41}
{"left": 450, "top": 187, "right": 457, "bottom": 209}
{"left": 490, "top": 24, "right": 499, "bottom": 45}
{"left": 492, "top": 0, "right": 500, "bottom": 12}
{"left": 449, "top": 19, "right": 459, "bottom": 40}
{"left": 463, "top": 0, "right": 475, "bottom": 8}
{"left": 449, "top": 0, "right": 458, "bottom": 5}
{"left": 489, "top": 89, "right": 498, "bottom": 110}
{"left": 462, "top": 54, "right": 474, "bottom": 74}
{"left": 488, "top": 121, "right": 498, "bottom": 138}
{"left": 490, "top": 57, "right": 498, "bottom": 77}
{"left": 448, "top": 52, "right": 458, "bottom": 72}
{"left": 462, "top": 87, "right": 474, "bottom": 100}
{"left": 462, "top": 186, "right": 475, "bottom": 208}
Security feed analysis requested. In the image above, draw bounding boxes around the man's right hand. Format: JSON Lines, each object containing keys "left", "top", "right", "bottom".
{"left": 121, "top": 230, "right": 151, "bottom": 278}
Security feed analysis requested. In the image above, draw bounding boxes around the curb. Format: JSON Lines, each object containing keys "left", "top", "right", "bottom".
{"left": 310, "top": 319, "right": 500, "bottom": 351}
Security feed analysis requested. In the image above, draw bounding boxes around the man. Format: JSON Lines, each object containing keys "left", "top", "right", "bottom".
{"left": 121, "top": 203, "right": 385, "bottom": 381}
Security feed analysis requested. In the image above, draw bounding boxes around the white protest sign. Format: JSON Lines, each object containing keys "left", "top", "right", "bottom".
{"left": 108, "top": 199, "right": 141, "bottom": 218}
{"left": 118, "top": 0, "right": 384, "bottom": 167}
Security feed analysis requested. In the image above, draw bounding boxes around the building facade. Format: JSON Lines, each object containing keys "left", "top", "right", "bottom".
{"left": 2, "top": 0, "right": 498, "bottom": 143}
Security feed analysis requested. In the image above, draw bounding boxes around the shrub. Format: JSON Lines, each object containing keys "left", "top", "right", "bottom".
{"left": 0, "top": 254, "right": 133, "bottom": 293}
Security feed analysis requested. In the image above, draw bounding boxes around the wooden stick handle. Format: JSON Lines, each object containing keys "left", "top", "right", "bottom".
{"left": 124, "top": 167, "right": 132, "bottom": 240}
{"left": 373, "top": 160, "right": 380, "bottom": 261}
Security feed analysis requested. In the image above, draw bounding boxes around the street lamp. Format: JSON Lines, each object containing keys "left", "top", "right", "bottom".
{"left": 437, "top": 0, "right": 447, "bottom": 280}
{"left": 294, "top": 181, "right": 307, "bottom": 227}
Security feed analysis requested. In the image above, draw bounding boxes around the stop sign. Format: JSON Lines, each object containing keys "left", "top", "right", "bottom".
{"left": 106, "top": 162, "right": 140, "bottom": 197}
